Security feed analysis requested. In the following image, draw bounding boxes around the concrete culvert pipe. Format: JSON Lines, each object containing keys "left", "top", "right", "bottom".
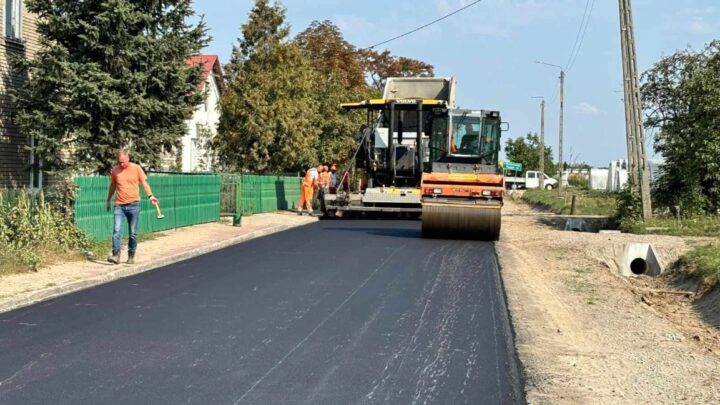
{"left": 617, "top": 243, "right": 664, "bottom": 277}
{"left": 630, "top": 258, "right": 649, "bottom": 275}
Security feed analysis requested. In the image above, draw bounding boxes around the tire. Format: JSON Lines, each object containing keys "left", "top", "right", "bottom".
{"left": 511, "top": 183, "right": 518, "bottom": 190}
{"left": 545, "top": 184, "right": 554, "bottom": 190}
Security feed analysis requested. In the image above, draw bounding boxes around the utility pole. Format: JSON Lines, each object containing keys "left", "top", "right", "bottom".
{"left": 536, "top": 61, "right": 565, "bottom": 192}
{"left": 532, "top": 96, "right": 545, "bottom": 190}
{"left": 619, "top": 0, "right": 652, "bottom": 220}
{"left": 558, "top": 69, "right": 565, "bottom": 192}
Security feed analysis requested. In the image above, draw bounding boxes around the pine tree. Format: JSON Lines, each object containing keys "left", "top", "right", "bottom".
{"left": 216, "top": 0, "right": 319, "bottom": 173}
{"left": 12, "top": 0, "right": 209, "bottom": 174}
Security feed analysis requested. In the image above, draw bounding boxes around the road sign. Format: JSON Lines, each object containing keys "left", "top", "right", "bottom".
{"left": 503, "top": 161, "right": 523, "bottom": 172}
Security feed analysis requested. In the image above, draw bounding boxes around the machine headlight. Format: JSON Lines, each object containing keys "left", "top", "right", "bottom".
{"left": 482, "top": 190, "right": 492, "bottom": 196}
{"left": 433, "top": 188, "right": 442, "bottom": 194}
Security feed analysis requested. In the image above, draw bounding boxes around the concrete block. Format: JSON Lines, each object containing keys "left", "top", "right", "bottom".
{"left": 617, "top": 243, "right": 663, "bottom": 277}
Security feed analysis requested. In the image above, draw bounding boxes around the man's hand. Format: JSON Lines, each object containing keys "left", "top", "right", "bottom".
{"left": 149, "top": 196, "right": 159, "bottom": 205}
{"left": 106, "top": 200, "right": 111, "bottom": 212}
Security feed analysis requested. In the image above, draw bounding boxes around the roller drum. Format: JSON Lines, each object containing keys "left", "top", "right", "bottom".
{"left": 421, "top": 203, "right": 501, "bottom": 241}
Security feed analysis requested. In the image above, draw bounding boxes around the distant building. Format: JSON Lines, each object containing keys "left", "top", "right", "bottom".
{"left": 180, "top": 55, "right": 225, "bottom": 172}
{"left": 0, "top": 0, "right": 42, "bottom": 188}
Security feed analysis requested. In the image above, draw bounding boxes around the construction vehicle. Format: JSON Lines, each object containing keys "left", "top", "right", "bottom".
{"left": 325, "top": 77, "right": 505, "bottom": 240}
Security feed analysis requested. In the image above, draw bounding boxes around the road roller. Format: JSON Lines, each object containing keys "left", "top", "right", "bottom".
{"left": 324, "top": 77, "right": 505, "bottom": 240}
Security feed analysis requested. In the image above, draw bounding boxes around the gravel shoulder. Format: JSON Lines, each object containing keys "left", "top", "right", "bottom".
{"left": 497, "top": 195, "right": 720, "bottom": 404}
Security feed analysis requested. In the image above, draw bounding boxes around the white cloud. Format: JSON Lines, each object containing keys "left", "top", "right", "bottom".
{"left": 669, "top": 7, "right": 720, "bottom": 35}
{"left": 575, "top": 102, "right": 605, "bottom": 116}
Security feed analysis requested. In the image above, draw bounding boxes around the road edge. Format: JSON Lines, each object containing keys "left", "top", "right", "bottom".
{"left": 0, "top": 219, "right": 317, "bottom": 314}
{"left": 493, "top": 241, "right": 529, "bottom": 405}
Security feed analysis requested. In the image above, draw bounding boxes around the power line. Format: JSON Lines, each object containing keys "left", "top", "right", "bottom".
{"left": 366, "top": 0, "right": 483, "bottom": 49}
{"left": 566, "top": 0, "right": 596, "bottom": 73}
{"left": 564, "top": 0, "right": 592, "bottom": 69}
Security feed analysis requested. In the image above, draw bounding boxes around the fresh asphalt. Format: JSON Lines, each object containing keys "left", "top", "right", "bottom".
{"left": 0, "top": 219, "right": 523, "bottom": 404}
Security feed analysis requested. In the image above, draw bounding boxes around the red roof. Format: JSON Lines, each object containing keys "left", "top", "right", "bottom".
{"left": 186, "top": 54, "right": 225, "bottom": 92}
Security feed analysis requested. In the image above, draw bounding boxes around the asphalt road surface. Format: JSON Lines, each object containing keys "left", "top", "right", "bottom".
{"left": 0, "top": 219, "right": 523, "bottom": 404}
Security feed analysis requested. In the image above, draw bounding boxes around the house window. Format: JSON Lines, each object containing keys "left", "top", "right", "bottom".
{"left": 5, "top": 0, "right": 23, "bottom": 40}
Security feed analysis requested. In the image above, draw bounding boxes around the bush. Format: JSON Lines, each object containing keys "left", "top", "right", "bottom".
{"left": 0, "top": 189, "right": 89, "bottom": 272}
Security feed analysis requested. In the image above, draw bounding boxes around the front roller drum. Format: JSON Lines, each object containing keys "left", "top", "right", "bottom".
{"left": 422, "top": 203, "right": 501, "bottom": 241}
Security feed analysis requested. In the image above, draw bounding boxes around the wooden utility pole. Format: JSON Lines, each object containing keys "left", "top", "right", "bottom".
{"left": 619, "top": 0, "right": 652, "bottom": 219}
{"left": 538, "top": 98, "right": 546, "bottom": 190}
{"left": 558, "top": 70, "right": 565, "bottom": 192}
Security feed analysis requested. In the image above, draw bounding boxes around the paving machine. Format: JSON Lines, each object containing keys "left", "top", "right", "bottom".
{"left": 325, "top": 77, "right": 505, "bottom": 240}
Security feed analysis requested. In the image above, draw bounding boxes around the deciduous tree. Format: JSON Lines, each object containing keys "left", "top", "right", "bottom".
{"left": 504, "top": 133, "right": 556, "bottom": 175}
{"left": 216, "top": 0, "right": 319, "bottom": 172}
{"left": 642, "top": 40, "right": 720, "bottom": 214}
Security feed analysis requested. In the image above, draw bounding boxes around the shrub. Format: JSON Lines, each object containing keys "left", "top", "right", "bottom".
{"left": 0, "top": 189, "right": 89, "bottom": 272}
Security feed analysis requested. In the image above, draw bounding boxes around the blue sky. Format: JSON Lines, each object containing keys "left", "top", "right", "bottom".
{"left": 194, "top": 0, "right": 719, "bottom": 167}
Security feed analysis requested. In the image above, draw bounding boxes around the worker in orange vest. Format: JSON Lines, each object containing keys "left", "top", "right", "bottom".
{"left": 298, "top": 165, "right": 322, "bottom": 216}
{"left": 317, "top": 165, "right": 331, "bottom": 213}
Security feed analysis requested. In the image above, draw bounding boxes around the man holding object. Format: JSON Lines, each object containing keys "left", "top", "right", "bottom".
{"left": 106, "top": 149, "right": 158, "bottom": 265}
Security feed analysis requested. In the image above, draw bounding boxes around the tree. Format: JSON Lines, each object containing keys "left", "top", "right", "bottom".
{"left": 504, "top": 133, "right": 556, "bottom": 175}
{"left": 642, "top": 40, "right": 720, "bottom": 215}
{"left": 12, "top": 0, "right": 209, "bottom": 175}
{"left": 216, "top": 0, "right": 319, "bottom": 172}
{"left": 359, "top": 49, "right": 434, "bottom": 94}
{"left": 295, "top": 20, "right": 369, "bottom": 165}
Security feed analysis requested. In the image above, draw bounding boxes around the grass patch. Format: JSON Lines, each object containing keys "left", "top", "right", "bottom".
{"left": 522, "top": 189, "right": 618, "bottom": 216}
{"left": 621, "top": 216, "right": 720, "bottom": 237}
{"left": 683, "top": 244, "right": 720, "bottom": 286}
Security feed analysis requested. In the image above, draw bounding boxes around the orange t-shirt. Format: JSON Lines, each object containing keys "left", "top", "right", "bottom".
{"left": 111, "top": 163, "right": 147, "bottom": 205}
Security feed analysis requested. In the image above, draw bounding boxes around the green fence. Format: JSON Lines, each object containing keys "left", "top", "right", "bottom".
{"left": 74, "top": 173, "right": 301, "bottom": 240}
{"left": 74, "top": 174, "right": 221, "bottom": 241}
{"left": 239, "top": 174, "right": 301, "bottom": 215}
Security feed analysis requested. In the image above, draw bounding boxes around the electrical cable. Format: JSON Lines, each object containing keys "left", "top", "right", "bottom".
{"left": 366, "top": 0, "right": 483, "bottom": 49}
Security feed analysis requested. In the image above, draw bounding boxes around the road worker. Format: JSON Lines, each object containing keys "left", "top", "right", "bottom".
{"left": 298, "top": 165, "right": 321, "bottom": 216}
{"left": 329, "top": 163, "right": 338, "bottom": 192}
{"left": 317, "top": 165, "right": 331, "bottom": 213}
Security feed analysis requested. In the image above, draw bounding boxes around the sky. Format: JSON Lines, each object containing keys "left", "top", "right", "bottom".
{"left": 193, "top": 0, "right": 720, "bottom": 167}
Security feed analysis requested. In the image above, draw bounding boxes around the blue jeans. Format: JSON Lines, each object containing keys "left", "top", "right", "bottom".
{"left": 112, "top": 202, "right": 140, "bottom": 255}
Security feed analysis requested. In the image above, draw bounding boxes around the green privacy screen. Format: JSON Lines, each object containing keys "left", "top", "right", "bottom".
{"left": 74, "top": 174, "right": 221, "bottom": 241}
{"left": 239, "top": 175, "right": 301, "bottom": 215}
{"left": 74, "top": 174, "right": 301, "bottom": 240}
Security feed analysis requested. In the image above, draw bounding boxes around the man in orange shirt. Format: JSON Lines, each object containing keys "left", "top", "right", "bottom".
{"left": 106, "top": 149, "right": 158, "bottom": 264}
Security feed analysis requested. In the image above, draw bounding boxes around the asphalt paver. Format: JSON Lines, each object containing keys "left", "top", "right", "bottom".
{"left": 0, "top": 219, "right": 523, "bottom": 404}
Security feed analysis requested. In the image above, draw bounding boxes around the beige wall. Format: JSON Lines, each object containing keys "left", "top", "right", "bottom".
{"left": 0, "top": 0, "right": 41, "bottom": 188}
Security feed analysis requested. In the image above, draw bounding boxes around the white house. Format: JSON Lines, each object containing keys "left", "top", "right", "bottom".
{"left": 181, "top": 54, "right": 224, "bottom": 172}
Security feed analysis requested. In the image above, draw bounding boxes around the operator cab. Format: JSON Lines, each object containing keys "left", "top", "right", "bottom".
{"left": 428, "top": 109, "right": 502, "bottom": 174}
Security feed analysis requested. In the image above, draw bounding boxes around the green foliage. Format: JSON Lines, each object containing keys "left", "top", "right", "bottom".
{"left": 683, "top": 244, "right": 720, "bottom": 286}
{"left": 504, "top": 133, "right": 556, "bottom": 175}
{"left": 642, "top": 40, "right": 720, "bottom": 215}
{"left": 522, "top": 189, "right": 617, "bottom": 216}
{"left": 0, "top": 189, "right": 89, "bottom": 272}
{"left": 12, "top": 0, "right": 210, "bottom": 175}
{"left": 295, "top": 20, "right": 369, "bottom": 165}
{"left": 614, "top": 183, "right": 643, "bottom": 229}
{"left": 620, "top": 216, "right": 720, "bottom": 236}
{"left": 358, "top": 48, "right": 435, "bottom": 94}
{"left": 567, "top": 176, "right": 588, "bottom": 189}
{"left": 216, "top": 0, "right": 320, "bottom": 172}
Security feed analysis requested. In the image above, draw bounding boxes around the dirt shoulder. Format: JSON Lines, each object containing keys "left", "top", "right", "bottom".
{"left": 498, "top": 196, "right": 720, "bottom": 404}
{"left": 0, "top": 212, "right": 317, "bottom": 314}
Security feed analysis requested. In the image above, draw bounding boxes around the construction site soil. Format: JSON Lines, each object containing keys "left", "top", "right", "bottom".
{"left": 498, "top": 195, "right": 720, "bottom": 404}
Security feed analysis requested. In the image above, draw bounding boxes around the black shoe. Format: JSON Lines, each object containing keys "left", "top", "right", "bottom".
{"left": 107, "top": 254, "right": 120, "bottom": 265}
{"left": 127, "top": 254, "right": 135, "bottom": 265}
